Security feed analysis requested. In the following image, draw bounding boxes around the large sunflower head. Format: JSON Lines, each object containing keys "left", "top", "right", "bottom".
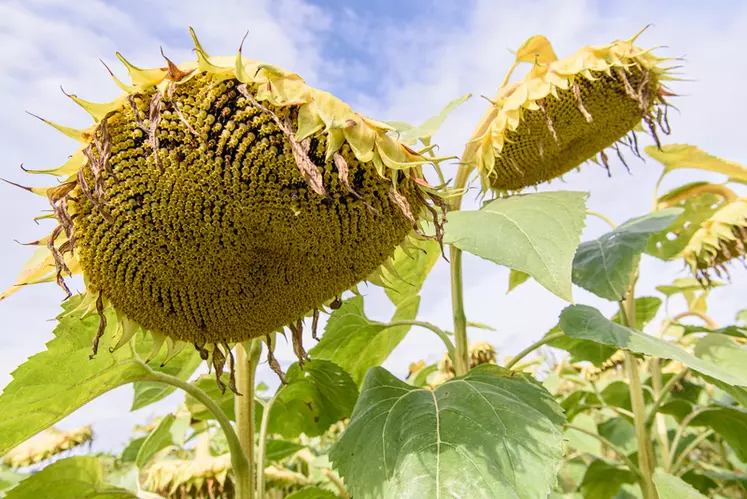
{"left": 467, "top": 29, "right": 677, "bottom": 193}
{"left": 682, "top": 197, "right": 747, "bottom": 282}
{"left": 1, "top": 29, "right": 446, "bottom": 388}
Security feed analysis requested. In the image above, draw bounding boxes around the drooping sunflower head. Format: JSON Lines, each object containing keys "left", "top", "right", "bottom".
{"left": 2, "top": 426, "right": 93, "bottom": 468}
{"left": 682, "top": 197, "right": 747, "bottom": 282}
{"left": 467, "top": 29, "right": 677, "bottom": 193}
{"left": 1, "top": 29, "right": 447, "bottom": 388}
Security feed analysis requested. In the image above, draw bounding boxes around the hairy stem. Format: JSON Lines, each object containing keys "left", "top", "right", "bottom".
{"left": 619, "top": 296, "right": 657, "bottom": 499}
{"left": 145, "top": 367, "right": 250, "bottom": 499}
{"left": 505, "top": 331, "right": 564, "bottom": 369}
{"left": 235, "top": 340, "right": 262, "bottom": 498}
{"left": 257, "top": 387, "right": 283, "bottom": 498}
{"left": 564, "top": 424, "right": 644, "bottom": 480}
{"left": 450, "top": 246, "right": 470, "bottom": 376}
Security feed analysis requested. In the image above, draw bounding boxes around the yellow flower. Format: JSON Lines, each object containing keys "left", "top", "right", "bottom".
{"left": 683, "top": 197, "right": 747, "bottom": 283}
{"left": 467, "top": 29, "right": 677, "bottom": 193}
{"left": 1, "top": 29, "right": 445, "bottom": 389}
{"left": 2, "top": 426, "right": 92, "bottom": 468}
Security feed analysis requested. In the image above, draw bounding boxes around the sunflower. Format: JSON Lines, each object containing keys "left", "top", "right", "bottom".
{"left": 1, "top": 29, "right": 446, "bottom": 391}
{"left": 683, "top": 197, "right": 747, "bottom": 283}
{"left": 2, "top": 426, "right": 93, "bottom": 468}
{"left": 466, "top": 29, "right": 677, "bottom": 193}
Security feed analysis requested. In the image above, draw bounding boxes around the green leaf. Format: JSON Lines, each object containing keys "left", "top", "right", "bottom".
{"left": 572, "top": 209, "right": 683, "bottom": 301}
{"left": 407, "top": 363, "right": 438, "bottom": 388}
{"left": 566, "top": 413, "right": 601, "bottom": 455}
{"left": 548, "top": 298, "right": 659, "bottom": 367}
{"left": 508, "top": 269, "right": 531, "bottom": 292}
{"left": 656, "top": 277, "right": 723, "bottom": 297}
{"left": 393, "top": 94, "right": 471, "bottom": 143}
{"left": 444, "top": 191, "right": 588, "bottom": 302}
{"left": 598, "top": 418, "right": 637, "bottom": 455}
{"left": 559, "top": 305, "right": 747, "bottom": 387}
{"left": 268, "top": 359, "right": 358, "bottom": 439}
{"left": 265, "top": 439, "right": 305, "bottom": 462}
{"left": 310, "top": 295, "right": 420, "bottom": 385}
{"left": 135, "top": 414, "right": 176, "bottom": 468}
{"left": 185, "top": 373, "right": 238, "bottom": 422}
{"left": 370, "top": 238, "right": 440, "bottom": 306}
{"left": 676, "top": 324, "right": 747, "bottom": 340}
{"left": 131, "top": 343, "right": 202, "bottom": 410}
{"left": 647, "top": 192, "right": 728, "bottom": 261}
{"left": 738, "top": 309, "right": 747, "bottom": 325}
{"left": 284, "top": 487, "right": 337, "bottom": 499}
{"left": 0, "top": 469, "right": 24, "bottom": 495}
{"left": 330, "top": 365, "right": 566, "bottom": 499}
{"left": 679, "top": 406, "right": 747, "bottom": 462}
{"left": 0, "top": 302, "right": 151, "bottom": 455}
{"left": 3, "top": 456, "right": 136, "bottom": 499}
{"left": 579, "top": 459, "right": 636, "bottom": 499}
{"left": 610, "top": 296, "right": 662, "bottom": 329}
{"left": 652, "top": 468, "right": 707, "bottom": 499}
{"left": 694, "top": 334, "right": 747, "bottom": 406}
{"left": 646, "top": 144, "right": 747, "bottom": 183}
{"left": 120, "top": 437, "right": 146, "bottom": 463}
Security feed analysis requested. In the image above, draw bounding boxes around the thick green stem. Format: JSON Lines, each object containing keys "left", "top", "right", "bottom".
{"left": 145, "top": 368, "right": 250, "bottom": 499}
{"left": 650, "top": 358, "right": 671, "bottom": 467}
{"left": 257, "top": 387, "right": 283, "bottom": 498}
{"left": 450, "top": 246, "right": 469, "bottom": 376}
{"left": 505, "top": 331, "right": 564, "bottom": 369}
{"left": 235, "top": 340, "right": 262, "bottom": 498}
{"left": 564, "top": 424, "right": 644, "bottom": 481}
{"left": 619, "top": 297, "right": 657, "bottom": 499}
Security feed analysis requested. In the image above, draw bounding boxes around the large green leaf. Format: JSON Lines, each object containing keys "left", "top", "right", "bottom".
{"left": 0, "top": 302, "right": 151, "bottom": 455}
{"left": 686, "top": 407, "right": 747, "bottom": 463}
{"left": 268, "top": 359, "right": 358, "bottom": 439}
{"left": 444, "top": 191, "right": 588, "bottom": 301}
{"left": 548, "top": 297, "right": 660, "bottom": 366}
{"left": 572, "top": 209, "right": 682, "bottom": 301}
{"left": 694, "top": 334, "right": 747, "bottom": 407}
{"left": 559, "top": 305, "right": 747, "bottom": 387}
{"left": 330, "top": 365, "right": 566, "bottom": 499}
{"left": 131, "top": 343, "right": 202, "bottom": 410}
{"left": 652, "top": 468, "right": 707, "bottom": 499}
{"left": 135, "top": 414, "right": 176, "bottom": 468}
{"left": 579, "top": 459, "right": 636, "bottom": 499}
{"left": 310, "top": 295, "right": 420, "bottom": 385}
{"left": 3, "top": 456, "right": 136, "bottom": 499}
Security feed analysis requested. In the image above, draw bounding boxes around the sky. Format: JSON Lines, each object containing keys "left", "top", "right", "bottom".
{"left": 1, "top": 0, "right": 746, "bottom": 454}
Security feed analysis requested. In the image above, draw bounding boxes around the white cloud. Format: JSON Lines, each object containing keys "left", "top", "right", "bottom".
{"left": 1, "top": 0, "right": 746, "bottom": 454}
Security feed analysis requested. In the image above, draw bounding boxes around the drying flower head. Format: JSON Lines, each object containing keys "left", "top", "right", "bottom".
{"left": 467, "top": 28, "right": 678, "bottom": 193}
{"left": 1, "top": 29, "right": 446, "bottom": 391}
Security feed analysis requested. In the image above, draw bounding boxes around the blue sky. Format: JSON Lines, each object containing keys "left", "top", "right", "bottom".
{"left": 1, "top": 0, "right": 746, "bottom": 453}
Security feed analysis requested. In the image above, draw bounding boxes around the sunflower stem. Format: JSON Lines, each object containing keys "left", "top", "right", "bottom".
{"left": 235, "top": 340, "right": 262, "bottom": 498}
{"left": 619, "top": 290, "right": 657, "bottom": 499}
{"left": 257, "top": 386, "right": 283, "bottom": 499}
{"left": 143, "top": 366, "right": 250, "bottom": 499}
{"left": 504, "top": 331, "right": 564, "bottom": 369}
